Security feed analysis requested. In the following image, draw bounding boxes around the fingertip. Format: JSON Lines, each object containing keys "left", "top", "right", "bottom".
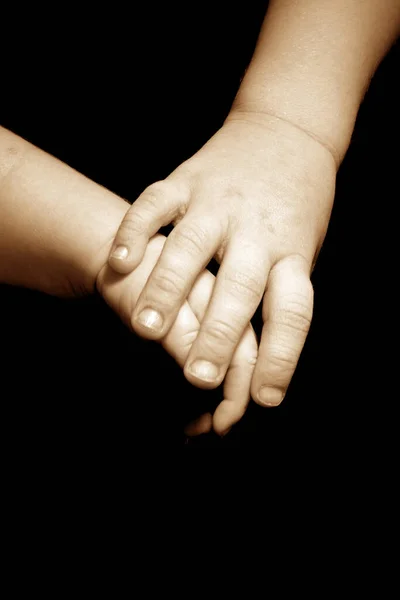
{"left": 212, "top": 400, "right": 244, "bottom": 437}
{"left": 251, "top": 385, "right": 284, "bottom": 408}
{"left": 108, "top": 245, "right": 142, "bottom": 274}
{"left": 131, "top": 307, "right": 165, "bottom": 340}
{"left": 211, "top": 326, "right": 257, "bottom": 435}
{"left": 184, "top": 413, "right": 213, "bottom": 437}
{"left": 110, "top": 244, "right": 129, "bottom": 261}
{"left": 184, "top": 360, "right": 224, "bottom": 390}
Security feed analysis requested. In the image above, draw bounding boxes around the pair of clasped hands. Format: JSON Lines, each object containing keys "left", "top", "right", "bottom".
{"left": 99, "top": 113, "right": 336, "bottom": 437}
{"left": 1, "top": 2, "right": 397, "bottom": 439}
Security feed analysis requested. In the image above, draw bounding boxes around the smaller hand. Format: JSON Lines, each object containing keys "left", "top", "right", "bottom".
{"left": 107, "top": 113, "right": 336, "bottom": 407}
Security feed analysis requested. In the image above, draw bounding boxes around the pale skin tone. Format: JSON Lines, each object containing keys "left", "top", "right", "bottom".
{"left": 109, "top": 0, "right": 400, "bottom": 409}
{"left": 1, "top": 2, "right": 399, "bottom": 439}
{"left": 0, "top": 127, "right": 257, "bottom": 436}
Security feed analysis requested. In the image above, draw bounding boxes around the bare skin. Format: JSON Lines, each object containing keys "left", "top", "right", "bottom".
{"left": 0, "top": 127, "right": 257, "bottom": 436}
{"left": 109, "top": 1, "right": 400, "bottom": 408}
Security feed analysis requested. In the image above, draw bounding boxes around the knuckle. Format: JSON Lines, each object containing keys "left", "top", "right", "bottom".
{"left": 144, "top": 180, "right": 174, "bottom": 198}
{"left": 172, "top": 222, "right": 210, "bottom": 256}
{"left": 152, "top": 265, "right": 186, "bottom": 298}
{"left": 142, "top": 179, "right": 189, "bottom": 219}
{"left": 203, "top": 319, "right": 240, "bottom": 347}
{"left": 119, "top": 210, "right": 148, "bottom": 237}
{"left": 137, "top": 189, "right": 162, "bottom": 214}
{"left": 224, "top": 267, "right": 264, "bottom": 302}
{"left": 276, "top": 293, "right": 313, "bottom": 334}
{"left": 266, "top": 345, "right": 298, "bottom": 371}
{"left": 247, "top": 354, "right": 258, "bottom": 367}
{"left": 180, "top": 329, "right": 198, "bottom": 349}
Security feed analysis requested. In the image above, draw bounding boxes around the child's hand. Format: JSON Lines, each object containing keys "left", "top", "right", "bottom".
{"left": 107, "top": 113, "right": 336, "bottom": 407}
{"left": 97, "top": 234, "right": 258, "bottom": 436}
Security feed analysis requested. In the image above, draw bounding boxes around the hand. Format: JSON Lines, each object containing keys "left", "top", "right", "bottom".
{"left": 107, "top": 112, "right": 337, "bottom": 406}
{"left": 97, "top": 234, "right": 258, "bottom": 436}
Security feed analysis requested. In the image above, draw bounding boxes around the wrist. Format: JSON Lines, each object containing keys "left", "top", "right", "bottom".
{"left": 231, "top": 79, "right": 353, "bottom": 169}
{"left": 232, "top": 0, "right": 400, "bottom": 167}
{"left": 0, "top": 126, "right": 130, "bottom": 297}
{"left": 225, "top": 105, "right": 340, "bottom": 174}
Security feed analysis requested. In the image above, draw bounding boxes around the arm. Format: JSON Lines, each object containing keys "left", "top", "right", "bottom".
{"left": 106, "top": 1, "right": 399, "bottom": 407}
{"left": 232, "top": 0, "right": 400, "bottom": 165}
{"left": 0, "top": 126, "right": 128, "bottom": 296}
{"left": 0, "top": 126, "right": 257, "bottom": 436}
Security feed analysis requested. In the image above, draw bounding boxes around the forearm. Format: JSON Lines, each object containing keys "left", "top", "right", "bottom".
{"left": 0, "top": 127, "right": 128, "bottom": 296}
{"left": 231, "top": 0, "right": 400, "bottom": 165}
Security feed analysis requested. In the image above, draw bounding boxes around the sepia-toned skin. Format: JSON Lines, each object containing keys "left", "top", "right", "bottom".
{"left": 109, "top": 0, "right": 400, "bottom": 410}
{"left": 0, "top": 127, "right": 256, "bottom": 436}
{"left": 1, "top": 2, "right": 399, "bottom": 438}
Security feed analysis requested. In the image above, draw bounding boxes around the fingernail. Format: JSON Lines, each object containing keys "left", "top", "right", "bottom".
{"left": 111, "top": 245, "right": 129, "bottom": 260}
{"left": 137, "top": 308, "right": 163, "bottom": 331}
{"left": 257, "top": 386, "right": 283, "bottom": 407}
{"left": 188, "top": 360, "right": 219, "bottom": 382}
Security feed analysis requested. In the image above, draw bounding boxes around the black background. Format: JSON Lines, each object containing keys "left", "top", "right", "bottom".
{"left": 1, "top": 3, "right": 399, "bottom": 450}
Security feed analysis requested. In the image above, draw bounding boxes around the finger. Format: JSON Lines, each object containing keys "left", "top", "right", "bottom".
{"left": 162, "top": 269, "right": 211, "bottom": 365}
{"left": 102, "top": 234, "right": 211, "bottom": 439}
{"left": 108, "top": 179, "right": 189, "bottom": 274}
{"left": 212, "top": 324, "right": 258, "bottom": 436}
{"left": 103, "top": 231, "right": 203, "bottom": 358}
{"left": 131, "top": 212, "right": 222, "bottom": 340}
{"left": 184, "top": 238, "right": 269, "bottom": 389}
{"left": 251, "top": 254, "right": 313, "bottom": 407}
{"left": 104, "top": 234, "right": 258, "bottom": 437}
{"left": 99, "top": 234, "right": 167, "bottom": 328}
{"left": 190, "top": 274, "right": 259, "bottom": 436}
{"left": 184, "top": 413, "right": 213, "bottom": 437}
{"left": 165, "top": 270, "right": 258, "bottom": 437}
